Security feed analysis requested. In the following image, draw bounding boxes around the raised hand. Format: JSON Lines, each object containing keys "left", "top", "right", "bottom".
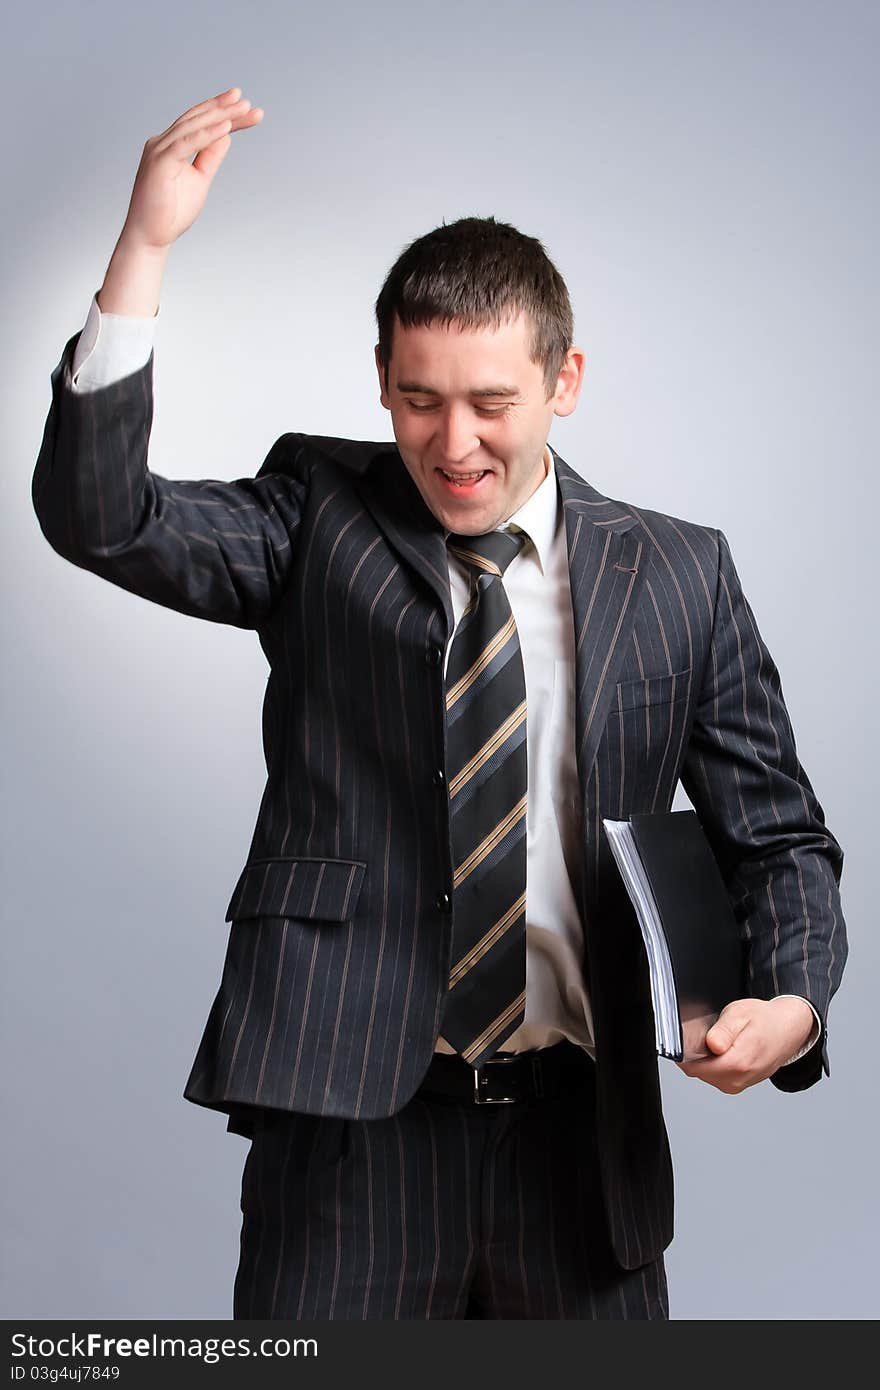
{"left": 96, "top": 88, "right": 264, "bottom": 316}
{"left": 121, "top": 87, "right": 264, "bottom": 253}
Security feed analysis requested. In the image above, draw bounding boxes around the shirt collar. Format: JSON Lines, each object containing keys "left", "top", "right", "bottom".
{"left": 499, "top": 443, "right": 558, "bottom": 576}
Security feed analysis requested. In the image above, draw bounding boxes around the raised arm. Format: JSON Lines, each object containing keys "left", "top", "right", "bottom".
{"left": 32, "top": 88, "right": 310, "bottom": 630}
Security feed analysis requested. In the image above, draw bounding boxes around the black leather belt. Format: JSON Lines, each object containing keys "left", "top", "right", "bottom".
{"left": 417, "top": 1040, "right": 595, "bottom": 1105}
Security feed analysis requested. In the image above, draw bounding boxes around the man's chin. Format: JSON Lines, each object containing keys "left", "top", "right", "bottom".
{"left": 431, "top": 502, "right": 502, "bottom": 535}
{"left": 444, "top": 515, "right": 501, "bottom": 536}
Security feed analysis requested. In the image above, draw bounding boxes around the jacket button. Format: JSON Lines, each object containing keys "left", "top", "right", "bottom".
{"left": 425, "top": 644, "right": 442, "bottom": 665}
{"left": 435, "top": 891, "right": 452, "bottom": 912}
{"left": 432, "top": 768, "right": 445, "bottom": 787}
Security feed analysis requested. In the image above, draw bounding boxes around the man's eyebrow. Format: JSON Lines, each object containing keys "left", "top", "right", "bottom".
{"left": 395, "top": 380, "right": 521, "bottom": 398}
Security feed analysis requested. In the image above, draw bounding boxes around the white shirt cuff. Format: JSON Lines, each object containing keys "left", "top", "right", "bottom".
{"left": 775, "top": 995, "right": 822, "bottom": 1067}
{"left": 71, "top": 293, "right": 158, "bottom": 392}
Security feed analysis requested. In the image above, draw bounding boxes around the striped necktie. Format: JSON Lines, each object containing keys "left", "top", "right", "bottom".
{"left": 438, "top": 526, "right": 529, "bottom": 1067}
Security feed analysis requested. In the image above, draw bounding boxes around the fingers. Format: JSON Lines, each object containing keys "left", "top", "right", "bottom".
{"left": 703, "top": 1000, "right": 756, "bottom": 1056}
{"left": 676, "top": 1029, "right": 778, "bottom": 1092}
{"left": 705, "top": 1015, "right": 750, "bottom": 1055}
{"left": 155, "top": 99, "right": 258, "bottom": 154}
{"left": 677, "top": 1055, "right": 769, "bottom": 1093}
{"left": 179, "top": 86, "right": 244, "bottom": 122}
{"left": 158, "top": 87, "right": 242, "bottom": 140}
{"left": 152, "top": 92, "right": 264, "bottom": 157}
{"left": 191, "top": 131, "right": 234, "bottom": 182}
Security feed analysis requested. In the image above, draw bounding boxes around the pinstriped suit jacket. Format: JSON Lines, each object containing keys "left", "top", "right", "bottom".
{"left": 32, "top": 333, "right": 847, "bottom": 1271}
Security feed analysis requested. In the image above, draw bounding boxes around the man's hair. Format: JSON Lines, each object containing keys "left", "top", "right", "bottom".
{"left": 374, "top": 216, "right": 574, "bottom": 400}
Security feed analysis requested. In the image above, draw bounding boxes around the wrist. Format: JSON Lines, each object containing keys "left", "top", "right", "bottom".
{"left": 769, "top": 995, "right": 817, "bottom": 1053}
{"left": 98, "top": 232, "right": 169, "bottom": 317}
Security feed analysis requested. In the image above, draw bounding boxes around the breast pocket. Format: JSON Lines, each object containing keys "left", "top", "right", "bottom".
{"left": 613, "top": 667, "right": 692, "bottom": 713}
{"left": 601, "top": 667, "right": 694, "bottom": 813}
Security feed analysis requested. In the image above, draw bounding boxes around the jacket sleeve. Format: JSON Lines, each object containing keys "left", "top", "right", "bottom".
{"left": 31, "top": 332, "right": 309, "bottom": 630}
{"left": 678, "top": 528, "right": 848, "bottom": 1092}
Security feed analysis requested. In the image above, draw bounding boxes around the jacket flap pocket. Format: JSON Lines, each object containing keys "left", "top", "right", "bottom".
{"left": 613, "top": 667, "right": 692, "bottom": 713}
{"left": 224, "top": 856, "right": 367, "bottom": 923}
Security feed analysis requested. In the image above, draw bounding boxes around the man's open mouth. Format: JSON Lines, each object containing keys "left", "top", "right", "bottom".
{"left": 436, "top": 469, "right": 492, "bottom": 488}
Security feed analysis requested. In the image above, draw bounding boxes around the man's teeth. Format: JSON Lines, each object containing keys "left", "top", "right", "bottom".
{"left": 442, "top": 471, "right": 486, "bottom": 482}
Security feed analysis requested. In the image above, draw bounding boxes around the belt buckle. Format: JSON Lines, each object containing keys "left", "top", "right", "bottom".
{"left": 472, "top": 1053, "right": 533, "bottom": 1105}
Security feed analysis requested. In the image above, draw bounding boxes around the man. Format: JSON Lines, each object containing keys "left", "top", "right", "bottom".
{"left": 32, "top": 87, "right": 847, "bottom": 1320}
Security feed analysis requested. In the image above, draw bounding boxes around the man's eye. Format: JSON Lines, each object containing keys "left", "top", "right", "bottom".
{"left": 404, "top": 401, "right": 511, "bottom": 416}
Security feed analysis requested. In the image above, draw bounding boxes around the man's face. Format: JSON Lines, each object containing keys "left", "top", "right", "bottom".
{"left": 376, "top": 310, "right": 584, "bottom": 535}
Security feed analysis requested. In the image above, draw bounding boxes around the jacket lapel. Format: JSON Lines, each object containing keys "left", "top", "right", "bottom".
{"left": 357, "top": 445, "right": 455, "bottom": 641}
{"left": 552, "top": 447, "right": 650, "bottom": 795}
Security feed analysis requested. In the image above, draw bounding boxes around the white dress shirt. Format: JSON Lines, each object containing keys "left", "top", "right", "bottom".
{"left": 69, "top": 294, "right": 820, "bottom": 1067}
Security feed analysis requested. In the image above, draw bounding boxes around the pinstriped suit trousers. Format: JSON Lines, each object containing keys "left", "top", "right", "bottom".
{"left": 232, "top": 1045, "right": 669, "bottom": 1320}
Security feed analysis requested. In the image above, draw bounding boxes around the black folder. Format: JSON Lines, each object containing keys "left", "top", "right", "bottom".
{"left": 602, "top": 810, "right": 747, "bottom": 1062}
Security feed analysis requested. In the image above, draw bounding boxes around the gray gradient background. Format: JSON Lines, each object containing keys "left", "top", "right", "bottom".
{"left": 4, "top": 0, "right": 876, "bottom": 1320}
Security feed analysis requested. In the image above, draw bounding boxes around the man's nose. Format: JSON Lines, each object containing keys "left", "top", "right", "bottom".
{"left": 437, "top": 407, "right": 479, "bottom": 463}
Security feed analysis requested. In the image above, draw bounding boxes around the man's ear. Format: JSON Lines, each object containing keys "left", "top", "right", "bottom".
{"left": 375, "top": 344, "right": 390, "bottom": 409}
{"left": 552, "top": 345, "right": 586, "bottom": 419}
